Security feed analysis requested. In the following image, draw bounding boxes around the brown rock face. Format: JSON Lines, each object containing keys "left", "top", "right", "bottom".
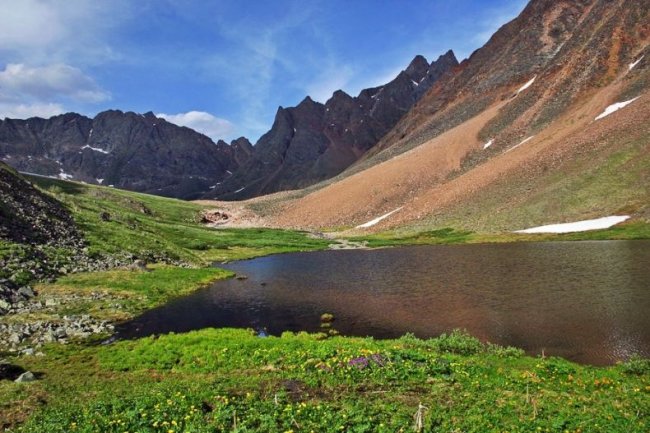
{"left": 206, "top": 51, "right": 458, "bottom": 200}
{"left": 363, "top": 0, "right": 649, "bottom": 166}
{"left": 269, "top": 0, "right": 649, "bottom": 231}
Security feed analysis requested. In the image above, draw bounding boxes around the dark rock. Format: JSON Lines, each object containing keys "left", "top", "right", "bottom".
{"left": 0, "top": 363, "right": 26, "bottom": 381}
{"left": 206, "top": 51, "right": 458, "bottom": 200}
{"left": 0, "top": 111, "right": 248, "bottom": 200}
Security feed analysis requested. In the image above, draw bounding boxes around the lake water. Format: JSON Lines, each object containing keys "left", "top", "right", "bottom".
{"left": 115, "top": 241, "right": 650, "bottom": 365}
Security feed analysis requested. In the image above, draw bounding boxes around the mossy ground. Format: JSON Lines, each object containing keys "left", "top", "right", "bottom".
{"left": 2, "top": 330, "right": 648, "bottom": 432}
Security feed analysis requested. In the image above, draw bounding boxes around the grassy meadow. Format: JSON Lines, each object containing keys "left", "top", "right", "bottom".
{"left": 0, "top": 176, "right": 648, "bottom": 431}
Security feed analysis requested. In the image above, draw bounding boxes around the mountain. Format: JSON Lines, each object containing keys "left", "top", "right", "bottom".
{"left": 0, "top": 111, "right": 253, "bottom": 199}
{"left": 205, "top": 51, "right": 458, "bottom": 199}
{"left": 0, "top": 52, "right": 457, "bottom": 201}
{"left": 270, "top": 0, "right": 649, "bottom": 232}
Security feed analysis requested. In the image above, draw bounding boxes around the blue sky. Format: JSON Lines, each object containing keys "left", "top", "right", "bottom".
{"left": 0, "top": 0, "right": 527, "bottom": 142}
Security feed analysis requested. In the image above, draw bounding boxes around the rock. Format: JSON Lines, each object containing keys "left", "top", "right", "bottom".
{"left": 8, "top": 333, "right": 22, "bottom": 344}
{"left": 0, "top": 111, "right": 248, "bottom": 200}
{"left": 320, "top": 313, "right": 335, "bottom": 323}
{"left": 0, "top": 362, "right": 26, "bottom": 381}
{"left": 0, "top": 299, "right": 11, "bottom": 311}
{"left": 14, "top": 371, "right": 36, "bottom": 383}
{"left": 45, "top": 299, "right": 58, "bottom": 307}
{"left": 17, "top": 286, "right": 35, "bottom": 299}
{"left": 201, "top": 210, "right": 230, "bottom": 224}
{"left": 131, "top": 259, "right": 147, "bottom": 271}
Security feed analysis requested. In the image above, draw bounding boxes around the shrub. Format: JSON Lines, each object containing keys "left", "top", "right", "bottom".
{"left": 431, "top": 329, "right": 484, "bottom": 355}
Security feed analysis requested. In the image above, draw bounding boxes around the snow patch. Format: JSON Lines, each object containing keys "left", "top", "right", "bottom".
{"left": 96, "top": 178, "right": 104, "bottom": 184}
{"left": 88, "top": 128, "right": 93, "bottom": 139}
{"left": 629, "top": 55, "right": 643, "bottom": 71}
{"left": 505, "top": 136, "right": 534, "bottom": 153}
{"left": 517, "top": 76, "right": 536, "bottom": 94}
{"left": 482, "top": 139, "right": 494, "bottom": 150}
{"left": 411, "top": 80, "right": 419, "bottom": 86}
{"left": 515, "top": 216, "right": 630, "bottom": 234}
{"left": 594, "top": 97, "right": 640, "bottom": 121}
{"left": 234, "top": 187, "right": 245, "bottom": 193}
{"left": 356, "top": 207, "right": 403, "bottom": 229}
{"left": 81, "top": 145, "right": 110, "bottom": 154}
{"left": 58, "top": 170, "right": 73, "bottom": 180}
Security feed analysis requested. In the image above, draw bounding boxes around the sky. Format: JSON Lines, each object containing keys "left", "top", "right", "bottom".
{"left": 0, "top": 0, "right": 528, "bottom": 143}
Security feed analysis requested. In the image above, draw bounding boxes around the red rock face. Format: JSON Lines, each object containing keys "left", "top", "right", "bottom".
{"left": 268, "top": 0, "right": 649, "bottom": 231}
{"left": 365, "top": 0, "right": 649, "bottom": 166}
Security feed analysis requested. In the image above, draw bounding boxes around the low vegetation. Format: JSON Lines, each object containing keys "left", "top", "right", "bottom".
{"left": 3, "top": 330, "right": 648, "bottom": 432}
{"left": 349, "top": 221, "right": 650, "bottom": 248}
{"left": 29, "top": 176, "right": 330, "bottom": 264}
{"left": 1, "top": 177, "right": 648, "bottom": 431}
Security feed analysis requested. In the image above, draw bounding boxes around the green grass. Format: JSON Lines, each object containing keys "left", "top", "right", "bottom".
{"left": 350, "top": 228, "right": 475, "bottom": 247}
{"left": 403, "top": 130, "right": 650, "bottom": 236}
{"left": 3, "top": 329, "right": 648, "bottom": 432}
{"left": 2, "top": 173, "right": 648, "bottom": 432}
{"left": 24, "top": 266, "right": 234, "bottom": 321}
{"left": 348, "top": 221, "right": 650, "bottom": 248}
{"left": 28, "top": 176, "right": 329, "bottom": 264}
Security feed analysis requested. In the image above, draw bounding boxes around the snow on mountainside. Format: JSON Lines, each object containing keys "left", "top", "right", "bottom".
{"left": 267, "top": 0, "right": 650, "bottom": 233}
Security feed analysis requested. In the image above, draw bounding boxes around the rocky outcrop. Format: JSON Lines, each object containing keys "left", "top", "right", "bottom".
{"left": 0, "top": 111, "right": 252, "bottom": 199}
{"left": 206, "top": 51, "right": 459, "bottom": 199}
{"left": 0, "top": 162, "right": 83, "bottom": 247}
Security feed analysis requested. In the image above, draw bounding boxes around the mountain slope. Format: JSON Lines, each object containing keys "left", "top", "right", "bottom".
{"left": 270, "top": 0, "right": 649, "bottom": 232}
{"left": 206, "top": 51, "right": 458, "bottom": 200}
{"left": 0, "top": 111, "right": 252, "bottom": 199}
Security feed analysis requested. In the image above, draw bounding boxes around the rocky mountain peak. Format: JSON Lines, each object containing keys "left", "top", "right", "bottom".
{"left": 208, "top": 48, "right": 458, "bottom": 200}
{"left": 405, "top": 54, "right": 430, "bottom": 80}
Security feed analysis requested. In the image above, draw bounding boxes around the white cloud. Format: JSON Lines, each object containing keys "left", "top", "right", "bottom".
{"left": 0, "top": 0, "right": 66, "bottom": 50}
{"left": 0, "top": 0, "right": 129, "bottom": 65}
{"left": 0, "top": 63, "right": 110, "bottom": 103}
{"left": 0, "top": 102, "right": 65, "bottom": 120}
{"left": 198, "top": 4, "right": 320, "bottom": 140}
{"left": 157, "top": 111, "right": 235, "bottom": 142}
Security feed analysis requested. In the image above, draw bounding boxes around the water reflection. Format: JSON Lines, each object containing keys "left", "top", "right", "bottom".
{"left": 116, "top": 241, "right": 650, "bottom": 365}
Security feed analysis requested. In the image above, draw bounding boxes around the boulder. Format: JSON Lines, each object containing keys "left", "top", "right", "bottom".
{"left": 14, "top": 371, "right": 36, "bottom": 383}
